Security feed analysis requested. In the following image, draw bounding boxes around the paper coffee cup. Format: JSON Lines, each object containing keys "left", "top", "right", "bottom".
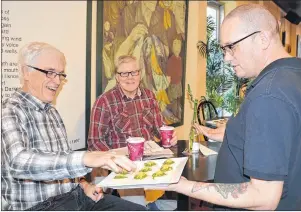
{"left": 126, "top": 137, "right": 145, "bottom": 161}
{"left": 160, "top": 126, "right": 174, "bottom": 148}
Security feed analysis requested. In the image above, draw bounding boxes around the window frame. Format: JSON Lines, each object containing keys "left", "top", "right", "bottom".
{"left": 207, "top": 1, "right": 224, "bottom": 40}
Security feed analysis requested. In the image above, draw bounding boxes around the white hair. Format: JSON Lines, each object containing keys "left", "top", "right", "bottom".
{"left": 18, "top": 42, "right": 66, "bottom": 84}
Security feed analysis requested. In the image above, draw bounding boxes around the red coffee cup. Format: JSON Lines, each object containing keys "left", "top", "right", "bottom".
{"left": 126, "top": 137, "right": 145, "bottom": 161}
{"left": 160, "top": 126, "right": 174, "bottom": 148}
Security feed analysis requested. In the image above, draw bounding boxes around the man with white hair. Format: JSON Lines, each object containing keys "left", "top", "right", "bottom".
{"left": 148, "top": 4, "right": 301, "bottom": 210}
{"left": 1, "top": 42, "right": 146, "bottom": 211}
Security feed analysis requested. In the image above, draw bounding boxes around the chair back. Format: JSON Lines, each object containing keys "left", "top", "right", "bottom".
{"left": 197, "top": 97, "right": 218, "bottom": 125}
{"left": 197, "top": 97, "right": 218, "bottom": 141}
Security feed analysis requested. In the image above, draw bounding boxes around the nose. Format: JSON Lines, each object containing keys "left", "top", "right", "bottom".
{"left": 127, "top": 73, "right": 135, "bottom": 79}
{"left": 52, "top": 74, "right": 61, "bottom": 85}
{"left": 223, "top": 51, "right": 233, "bottom": 63}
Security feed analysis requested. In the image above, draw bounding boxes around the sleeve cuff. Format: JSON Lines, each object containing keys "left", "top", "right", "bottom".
{"left": 244, "top": 168, "right": 286, "bottom": 181}
{"left": 68, "top": 151, "right": 92, "bottom": 176}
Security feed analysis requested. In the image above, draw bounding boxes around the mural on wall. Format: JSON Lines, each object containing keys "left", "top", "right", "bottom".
{"left": 96, "top": 1, "right": 188, "bottom": 126}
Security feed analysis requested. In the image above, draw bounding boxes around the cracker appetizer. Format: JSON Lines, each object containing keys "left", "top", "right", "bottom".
{"left": 144, "top": 161, "right": 157, "bottom": 167}
{"left": 163, "top": 158, "right": 175, "bottom": 165}
{"left": 114, "top": 174, "right": 128, "bottom": 179}
{"left": 160, "top": 164, "right": 173, "bottom": 172}
{"left": 120, "top": 169, "right": 129, "bottom": 175}
{"left": 134, "top": 172, "right": 148, "bottom": 180}
{"left": 152, "top": 170, "right": 166, "bottom": 179}
{"left": 140, "top": 167, "right": 152, "bottom": 172}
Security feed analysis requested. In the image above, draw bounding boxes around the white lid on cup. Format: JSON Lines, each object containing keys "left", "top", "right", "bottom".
{"left": 160, "top": 126, "right": 174, "bottom": 131}
{"left": 126, "top": 137, "right": 145, "bottom": 143}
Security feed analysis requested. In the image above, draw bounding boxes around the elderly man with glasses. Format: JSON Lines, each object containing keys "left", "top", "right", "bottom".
{"left": 1, "top": 42, "right": 147, "bottom": 211}
{"left": 148, "top": 4, "right": 301, "bottom": 211}
{"left": 88, "top": 55, "right": 177, "bottom": 208}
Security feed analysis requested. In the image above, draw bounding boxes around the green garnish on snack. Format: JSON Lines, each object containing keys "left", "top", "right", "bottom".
{"left": 163, "top": 158, "right": 175, "bottom": 165}
{"left": 144, "top": 161, "right": 157, "bottom": 167}
{"left": 134, "top": 172, "right": 148, "bottom": 180}
{"left": 114, "top": 174, "right": 128, "bottom": 179}
{"left": 140, "top": 167, "right": 152, "bottom": 172}
{"left": 152, "top": 170, "right": 166, "bottom": 179}
{"left": 160, "top": 165, "right": 173, "bottom": 172}
{"left": 120, "top": 169, "right": 129, "bottom": 175}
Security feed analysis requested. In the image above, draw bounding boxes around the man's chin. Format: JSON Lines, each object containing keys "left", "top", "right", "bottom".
{"left": 234, "top": 70, "right": 244, "bottom": 78}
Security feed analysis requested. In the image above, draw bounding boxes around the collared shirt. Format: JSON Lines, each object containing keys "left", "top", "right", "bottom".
{"left": 88, "top": 85, "right": 164, "bottom": 151}
{"left": 214, "top": 58, "right": 301, "bottom": 210}
{"left": 1, "top": 90, "right": 91, "bottom": 210}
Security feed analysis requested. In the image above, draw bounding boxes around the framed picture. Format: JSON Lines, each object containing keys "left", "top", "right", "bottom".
{"left": 297, "top": 35, "right": 301, "bottom": 58}
{"left": 281, "top": 31, "right": 286, "bottom": 47}
{"left": 1, "top": 1, "right": 92, "bottom": 150}
{"left": 96, "top": 1, "right": 188, "bottom": 127}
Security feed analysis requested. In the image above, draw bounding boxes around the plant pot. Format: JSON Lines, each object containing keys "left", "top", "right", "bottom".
{"left": 191, "top": 141, "right": 200, "bottom": 153}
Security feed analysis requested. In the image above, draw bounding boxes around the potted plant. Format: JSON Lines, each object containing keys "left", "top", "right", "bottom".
{"left": 183, "top": 84, "right": 200, "bottom": 154}
{"left": 197, "top": 16, "right": 249, "bottom": 116}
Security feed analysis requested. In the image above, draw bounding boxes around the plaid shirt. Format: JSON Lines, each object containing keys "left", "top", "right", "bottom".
{"left": 1, "top": 90, "right": 91, "bottom": 210}
{"left": 88, "top": 85, "right": 164, "bottom": 151}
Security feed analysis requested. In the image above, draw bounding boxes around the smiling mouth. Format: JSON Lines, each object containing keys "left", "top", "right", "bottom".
{"left": 46, "top": 86, "right": 58, "bottom": 92}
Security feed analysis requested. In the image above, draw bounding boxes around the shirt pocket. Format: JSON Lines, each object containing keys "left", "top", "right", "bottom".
{"left": 142, "top": 108, "right": 154, "bottom": 127}
{"left": 113, "top": 111, "right": 131, "bottom": 133}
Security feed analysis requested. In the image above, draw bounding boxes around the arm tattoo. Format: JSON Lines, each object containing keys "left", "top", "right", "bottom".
{"left": 191, "top": 182, "right": 248, "bottom": 199}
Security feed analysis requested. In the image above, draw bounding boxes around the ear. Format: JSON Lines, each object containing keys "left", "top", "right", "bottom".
{"left": 277, "top": 20, "right": 281, "bottom": 30}
{"left": 115, "top": 74, "right": 119, "bottom": 84}
{"left": 258, "top": 31, "right": 271, "bottom": 50}
{"left": 22, "top": 66, "right": 30, "bottom": 81}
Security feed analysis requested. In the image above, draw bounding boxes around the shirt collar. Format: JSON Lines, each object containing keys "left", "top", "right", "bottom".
{"left": 116, "top": 84, "right": 142, "bottom": 100}
{"left": 246, "top": 57, "right": 301, "bottom": 93}
{"left": 15, "top": 89, "right": 51, "bottom": 111}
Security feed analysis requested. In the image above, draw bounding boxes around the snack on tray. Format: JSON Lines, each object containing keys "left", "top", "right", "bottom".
{"left": 140, "top": 167, "right": 152, "bottom": 172}
{"left": 120, "top": 169, "right": 129, "bottom": 175}
{"left": 114, "top": 174, "right": 128, "bottom": 179}
{"left": 144, "top": 161, "right": 157, "bottom": 167}
{"left": 134, "top": 172, "right": 148, "bottom": 180}
{"left": 163, "top": 158, "right": 175, "bottom": 165}
{"left": 160, "top": 164, "right": 173, "bottom": 172}
{"left": 152, "top": 170, "right": 166, "bottom": 179}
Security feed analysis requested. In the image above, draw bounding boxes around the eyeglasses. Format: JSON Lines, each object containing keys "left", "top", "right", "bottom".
{"left": 26, "top": 65, "right": 67, "bottom": 80}
{"left": 117, "top": 69, "right": 140, "bottom": 78}
{"left": 221, "top": 31, "right": 261, "bottom": 56}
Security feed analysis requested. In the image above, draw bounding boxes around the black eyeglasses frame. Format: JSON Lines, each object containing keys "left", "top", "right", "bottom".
{"left": 26, "top": 65, "right": 67, "bottom": 80}
{"left": 116, "top": 69, "right": 141, "bottom": 78}
{"left": 221, "top": 31, "right": 261, "bottom": 55}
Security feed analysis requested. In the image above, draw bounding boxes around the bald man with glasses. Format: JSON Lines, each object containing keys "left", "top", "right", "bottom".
{"left": 147, "top": 4, "right": 301, "bottom": 211}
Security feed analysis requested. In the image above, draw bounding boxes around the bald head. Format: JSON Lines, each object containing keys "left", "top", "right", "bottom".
{"left": 223, "top": 4, "right": 279, "bottom": 38}
{"left": 220, "top": 4, "right": 290, "bottom": 79}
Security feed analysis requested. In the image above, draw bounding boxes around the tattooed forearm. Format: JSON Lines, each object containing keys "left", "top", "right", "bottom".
{"left": 191, "top": 182, "right": 249, "bottom": 199}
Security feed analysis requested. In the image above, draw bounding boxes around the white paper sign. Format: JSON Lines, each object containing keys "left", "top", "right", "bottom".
{"left": 1, "top": 1, "right": 89, "bottom": 150}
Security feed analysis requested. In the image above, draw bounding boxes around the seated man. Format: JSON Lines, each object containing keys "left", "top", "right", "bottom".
{"left": 88, "top": 55, "right": 177, "bottom": 208}
{"left": 1, "top": 42, "right": 146, "bottom": 211}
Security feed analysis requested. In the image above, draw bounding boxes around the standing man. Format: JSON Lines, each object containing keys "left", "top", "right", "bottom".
{"left": 1, "top": 42, "right": 146, "bottom": 211}
{"left": 148, "top": 4, "right": 301, "bottom": 210}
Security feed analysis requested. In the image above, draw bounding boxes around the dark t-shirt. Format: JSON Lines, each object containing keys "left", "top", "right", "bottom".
{"left": 214, "top": 58, "right": 301, "bottom": 210}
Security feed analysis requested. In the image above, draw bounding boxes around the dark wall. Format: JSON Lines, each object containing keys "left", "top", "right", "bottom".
{"left": 273, "top": 0, "right": 301, "bottom": 25}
